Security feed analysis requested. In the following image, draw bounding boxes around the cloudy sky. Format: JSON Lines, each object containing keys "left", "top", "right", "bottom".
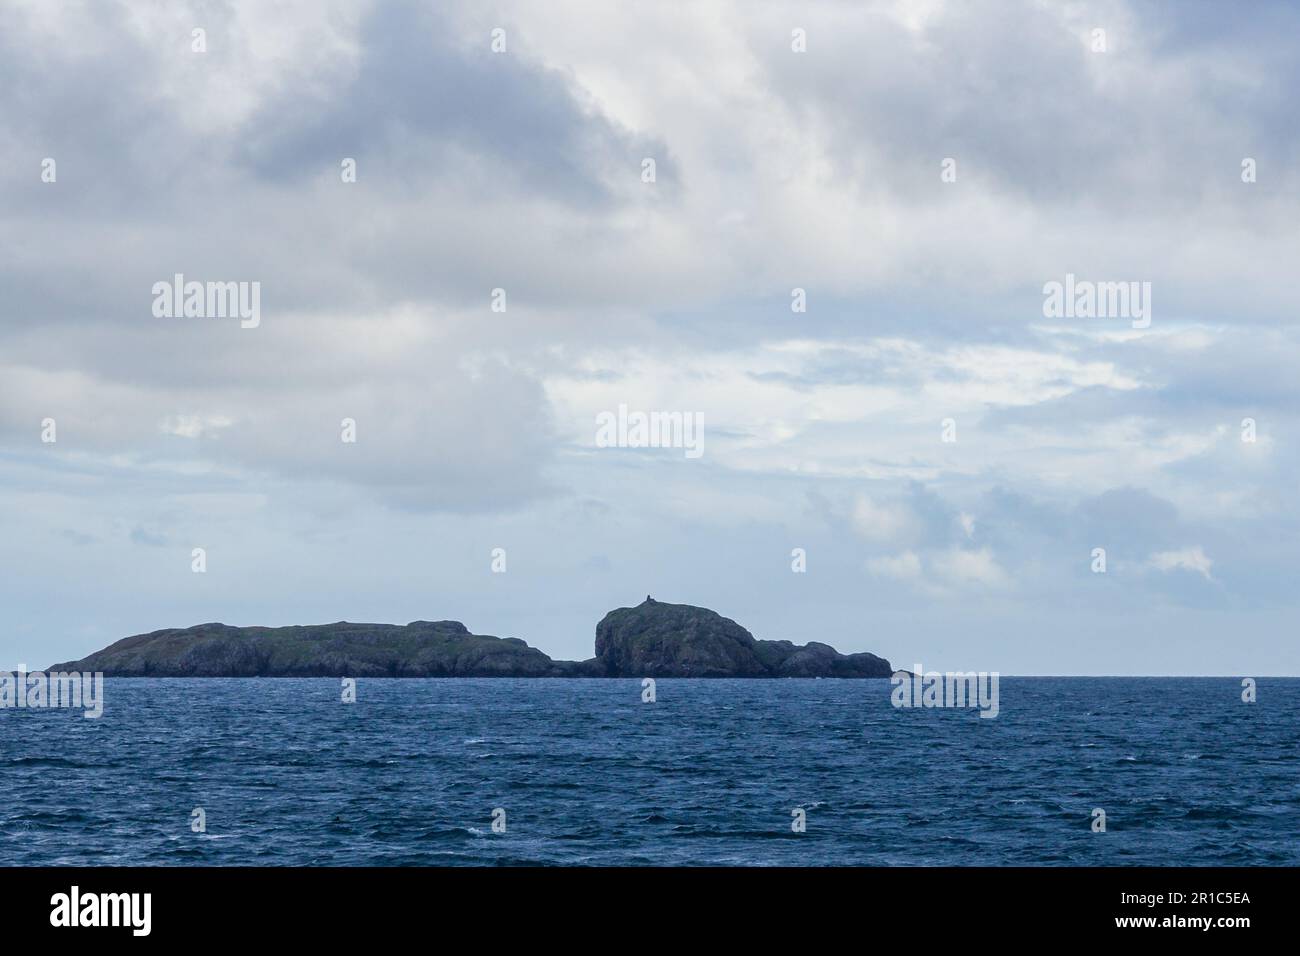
{"left": 2, "top": 0, "right": 1297, "bottom": 674}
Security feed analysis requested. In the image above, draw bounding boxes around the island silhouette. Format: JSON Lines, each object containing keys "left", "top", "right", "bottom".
{"left": 49, "top": 597, "right": 893, "bottom": 678}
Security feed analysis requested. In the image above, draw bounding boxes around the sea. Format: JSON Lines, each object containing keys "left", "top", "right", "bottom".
{"left": 3, "top": 677, "right": 1297, "bottom": 865}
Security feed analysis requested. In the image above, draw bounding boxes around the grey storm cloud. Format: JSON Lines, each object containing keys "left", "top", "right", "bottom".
{"left": 0, "top": 0, "right": 677, "bottom": 323}
{"left": 757, "top": 0, "right": 1300, "bottom": 208}
{"left": 235, "top": 0, "right": 670, "bottom": 206}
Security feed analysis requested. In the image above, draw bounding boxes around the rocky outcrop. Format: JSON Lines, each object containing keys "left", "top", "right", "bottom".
{"left": 47, "top": 620, "right": 566, "bottom": 678}
{"left": 49, "top": 598, "right": 892, "bottom": 678}
{"left": 593, "top": 597, "right": 892, "bottom": 677}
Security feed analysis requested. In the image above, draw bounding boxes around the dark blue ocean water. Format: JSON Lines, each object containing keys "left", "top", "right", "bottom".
{"left": 2, "top": 678, "right": 1297, "bottom": 865}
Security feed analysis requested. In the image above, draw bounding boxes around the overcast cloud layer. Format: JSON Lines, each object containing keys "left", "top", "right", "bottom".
{"left": 2, "top": 0, "right": 1298, "bottom": 674}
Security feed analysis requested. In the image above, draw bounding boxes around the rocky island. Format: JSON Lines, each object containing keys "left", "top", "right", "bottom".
{"left": 48, "top": 597, "right": 893, "bottom": 679}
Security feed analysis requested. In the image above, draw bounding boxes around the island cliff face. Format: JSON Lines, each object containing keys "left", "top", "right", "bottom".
{"left": 592, "top": 598, "right": 892, "bottom": 678}
{"left": 48, "top": 598, "right": 892, "bottom": 679}
{"left": 47, "top": 620, "right": 567, "bottom": 678}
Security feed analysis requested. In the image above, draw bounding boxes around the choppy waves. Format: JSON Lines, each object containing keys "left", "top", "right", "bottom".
{"left": 2, "top": 677, "right": 1296, "bottom": 865}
